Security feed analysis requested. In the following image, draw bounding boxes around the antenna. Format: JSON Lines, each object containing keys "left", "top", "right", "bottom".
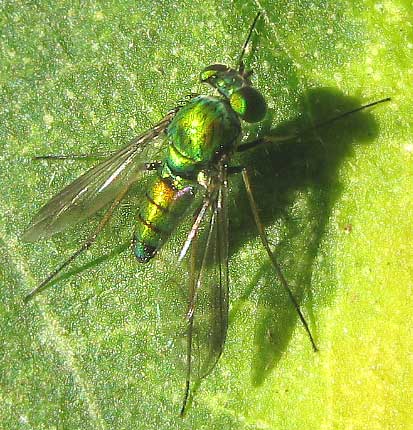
{"left": 237, "top": 11, "right": 262, "bottom": 73}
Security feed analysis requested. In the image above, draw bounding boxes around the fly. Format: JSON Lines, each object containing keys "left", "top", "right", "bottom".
{"left": 22, "top": 11, "right": 390, "bottom": 416}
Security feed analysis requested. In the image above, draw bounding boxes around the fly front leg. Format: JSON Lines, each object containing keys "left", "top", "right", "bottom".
{"left": 238, "top": 97, "right": 391, "bottom": 153}
{"left": 241, "top": 168, "right": 318, "bottom": 352}
{"left": 33, "top": 152, "right": 117, "bottom": 161}
{"left": 34, "top": 154, "right": 161, "bottom": 165}
{"left": 237, "top": 134, "right": 298, "bottom": 152}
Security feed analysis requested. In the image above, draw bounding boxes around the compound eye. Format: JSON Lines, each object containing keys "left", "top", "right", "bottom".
{"left": 229, "top": 86, "right": 267, "bottom": 123}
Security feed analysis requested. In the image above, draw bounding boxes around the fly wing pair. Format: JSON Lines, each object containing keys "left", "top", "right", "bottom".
{"left": 22, "top": 111, "right": 176, "bottom": 242}
{"left": 23, "top": 109, "right": 230, "bottom": 414}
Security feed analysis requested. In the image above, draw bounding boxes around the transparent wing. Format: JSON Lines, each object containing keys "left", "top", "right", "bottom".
{"left": 23, "top": 111, "right": 176, "bottom": 242}
{"left": 181, "top": 162, "right": 229, "bottom": 414}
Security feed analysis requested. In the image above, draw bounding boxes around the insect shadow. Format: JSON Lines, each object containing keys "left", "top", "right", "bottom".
{"left": 227, "top": 86, "right": 384, "bottom": 386}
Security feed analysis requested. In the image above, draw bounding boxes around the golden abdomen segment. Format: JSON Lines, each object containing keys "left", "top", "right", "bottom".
{"left": 133, "top": 173, "right": 195, "bottom": 262}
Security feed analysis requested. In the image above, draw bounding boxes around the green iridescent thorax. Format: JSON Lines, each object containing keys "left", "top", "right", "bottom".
{"left": 166, "top": 95, "right": 241, "bottom": 176}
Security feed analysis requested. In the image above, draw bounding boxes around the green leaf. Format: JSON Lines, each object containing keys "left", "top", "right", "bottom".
{"left": 1, "top": 1, "right": 411, "bottom": 429}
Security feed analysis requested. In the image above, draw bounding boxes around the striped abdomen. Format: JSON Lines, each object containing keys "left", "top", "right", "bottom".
{"left": 133, "top": 172, "right": 195, "bottom": 262}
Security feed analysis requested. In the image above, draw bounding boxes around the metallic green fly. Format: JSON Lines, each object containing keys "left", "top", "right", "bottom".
{"left": 23, "top": 12, "right": 390, "bottom": 415}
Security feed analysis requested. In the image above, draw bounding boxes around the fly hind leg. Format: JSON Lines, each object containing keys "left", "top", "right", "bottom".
{"left": 241, "top": 167, "right": 318, "bottom": 352}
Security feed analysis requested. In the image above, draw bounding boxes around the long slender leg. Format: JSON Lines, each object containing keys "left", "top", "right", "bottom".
{"left": 23, "top": 184, "right": 133, "bottom": 302}
{"left": 33, "top": 152, "right": 116, "bottom": 160}
{"left": 179, "top": 200, "right": 214, "bottom": 417}
{"left": 241, "top": 168, "right": 318, "bottom": 352}
{"left": 178, "top": 198, "right": 211, "bottom": 263}
{"left": 34, "top": 152, "right": 163, "bottom": 174}
{"left": 238, "top": 97, "right": 391, "bottom": 153}
{"left": 180, "top": 245, "right": 197, "bottom": 417}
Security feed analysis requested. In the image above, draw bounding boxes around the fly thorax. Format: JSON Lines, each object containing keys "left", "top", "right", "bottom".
{"left": 166, "top": 95, "right": 241, "bottom": 176}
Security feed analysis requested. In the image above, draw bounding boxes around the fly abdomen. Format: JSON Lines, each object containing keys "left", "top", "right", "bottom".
{"left": 133, "top": 173, "right": 195, "bottom": 262}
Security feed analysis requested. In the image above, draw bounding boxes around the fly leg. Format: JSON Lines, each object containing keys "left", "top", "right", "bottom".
{"left": 179, "top": 198, "right": 213, "bottom": 321}
{"left": 241, "top": 168, "right": 318, "bottom": 352}
{"left": 33, "top": 152, "right": 116, "bottom": 160}
{"left": 23, "top": 183, "right": 134, "bottom": 302}
{"left": 33, "top": 151, "right": 163, "bottom": 173}
{"left": 237, "top": 97, "right": 391, "bottom": 153}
